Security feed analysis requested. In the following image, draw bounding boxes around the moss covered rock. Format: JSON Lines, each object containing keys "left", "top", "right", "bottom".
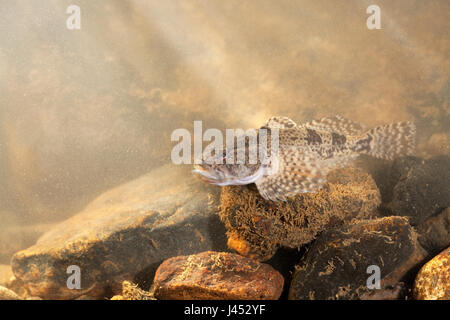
{"left": 289, "top": 216, "right": 427, "bottom": 300}
{"left": 219, "top": 166, "right": 381, "bottom": 261}
{"left": 414, "top": 247, "right": 449, "bottom": 300}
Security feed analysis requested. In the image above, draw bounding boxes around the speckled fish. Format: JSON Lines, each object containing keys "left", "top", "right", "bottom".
{"left": 193, "top": 116, "right": 415, "bottom": 201}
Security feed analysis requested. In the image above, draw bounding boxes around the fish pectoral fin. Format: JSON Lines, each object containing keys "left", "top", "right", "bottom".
{"left": 255, "top": 167, "right": 327, "bottom": 201}
{"left": 261, "top": 116, "right": 297, "bottom": 129}
{"left": 255, "top": 147, "right": 329, "bottom": 201}
{"left": 302, "top": 115, "right": 365, "bottom": 136}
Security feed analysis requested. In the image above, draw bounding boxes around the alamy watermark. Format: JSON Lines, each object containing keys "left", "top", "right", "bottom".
{"left": 66, "top": 5, "right": 81, "bottom": 30}
{"left": 366, "top": 5, "right": 381, "bottom": 30}
{"left": 366, "top": 265, "right": 381, "bottom": 289}
{"left": 66, "top": 265, "right": 81, "bottom": 289}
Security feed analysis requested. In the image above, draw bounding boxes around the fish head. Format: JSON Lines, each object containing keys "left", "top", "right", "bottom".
{"left": 193, "top": 147, "right": 262, "bottom": 186}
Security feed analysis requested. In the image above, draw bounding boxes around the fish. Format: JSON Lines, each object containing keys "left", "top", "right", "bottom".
{"left": 193, "top": 115, "right": 416, "bottom": 201}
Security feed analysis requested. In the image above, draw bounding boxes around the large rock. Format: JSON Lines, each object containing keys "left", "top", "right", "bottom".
{"left": 387, "top": 156, "right": 450, "bottom": 225}
{"left": 416, "top": 208, "right": 450, "bottom": 256}
{"left": 413, "top": 247, "right": 449, "bottom": 300}
{"left": 11, "top": 165, "right": 228, "bottom": 299}
{"left": 153, "top": 251, "right": 284, "bottom": 300}
{"left": 289, "top": 216, "right": 427, "bottom": 300}
{"left": 219, "top": 166, "right": 381, "bottom": 261}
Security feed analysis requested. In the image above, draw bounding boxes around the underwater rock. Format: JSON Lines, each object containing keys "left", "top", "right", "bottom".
{"left": 288, "top": 216, "right": 427, "bottom": 300}
{"left": 153, "top": 251, "right": 284, "bottom": 300}
{"left": 11, "top": 164, "right": 228, "bottom": 299}
{"left": 110, "top": 281, "right": 155, "bottom": 300}
{"left": 416, "top": 208, "right": 450, "bottom": 256}
{"left": 413, "top": 247, "right": 449, "bottom": 300}
{"left": 219, "top": 166, "right": 381, "bottom": 261}
{"left": 0, "top": 285, "right": 22, "bottom": 300}
{"left": 388, "top": 155, "right": 450, "bottom": 225}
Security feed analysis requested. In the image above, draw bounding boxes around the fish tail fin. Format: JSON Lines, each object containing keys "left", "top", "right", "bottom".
{"left": 354, "top": 121, "right": 416, "bottom": 160}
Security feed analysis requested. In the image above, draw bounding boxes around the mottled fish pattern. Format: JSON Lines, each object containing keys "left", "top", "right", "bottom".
{"left": 193, "top": 116, "right": 416, "bottom": 201}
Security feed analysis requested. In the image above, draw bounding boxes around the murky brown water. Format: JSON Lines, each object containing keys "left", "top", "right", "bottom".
{"left": 0, "top": 0, "right": 448, "bottom": 285}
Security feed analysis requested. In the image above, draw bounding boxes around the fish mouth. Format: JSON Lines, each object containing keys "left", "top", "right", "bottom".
{"left": 192, "top": 165, "right": 222, "bottom": 184}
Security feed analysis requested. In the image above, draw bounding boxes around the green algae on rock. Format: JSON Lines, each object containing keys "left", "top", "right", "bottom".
{"left": 219, "top": 166, "right": 381, "bottom": 261}
{"left": 153, "top": 251, "right": 284, "bottom": 300}
{"left": 11, "top": 165, "right": 228, "bottom": 299}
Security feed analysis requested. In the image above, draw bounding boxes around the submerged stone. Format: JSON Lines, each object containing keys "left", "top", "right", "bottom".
{"left": 414, "top": 247, "right": 449, "bottom": 300}
{"left": 219, "top": 166, "right": 381, "bottom": 261}
{"left": 416, "top": 208, "right": 450, "bottom": 257}
{"left": 289, "top": 216, "right": 427, "bottom": 300}
{"left": 0, "top": 285, "right": 21, "bottom": 300}
{"left": 388, "top": 155, "right": 450, "bottom": 225}
{"left": 11, "top": 165, "right": 228, "bottom": 299}
{"left": 153, "top": 251, "right": 284, "bottom": 300}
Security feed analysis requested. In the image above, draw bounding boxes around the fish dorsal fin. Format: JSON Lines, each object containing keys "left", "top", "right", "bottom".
{"left": 255, "top": 145, "right": 329, "bottom": 201}
{"left": 262, "top": 116, "right": 297, "bottom": 129}
{"left": 302, "top": 115, "right": 365, "bottom": 136}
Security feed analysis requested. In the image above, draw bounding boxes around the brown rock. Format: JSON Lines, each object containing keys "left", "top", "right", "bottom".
{"left": 387, "top": 155, "right": 450, "bottom": 225}
{"left": 414, "top": 247, "right": 450, "bottom": 300}
{"left": 11, "top": 165, "right": 228, "bottom": 299}
{"left": 289, "top": 216, "right": 427, "bottom": 300}
{"left": 153, "top": 251, "right": 284, "bottom": 300}
{"left": 417, "top": 208, "right": 450, "bottom": 256}
{"left": 219, "top": 166, "right": 381, "bottom": 260}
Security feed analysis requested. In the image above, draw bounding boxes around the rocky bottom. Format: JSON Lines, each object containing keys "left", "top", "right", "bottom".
{"left": 0, "top": 156, "right": 449, "bottom": 300}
